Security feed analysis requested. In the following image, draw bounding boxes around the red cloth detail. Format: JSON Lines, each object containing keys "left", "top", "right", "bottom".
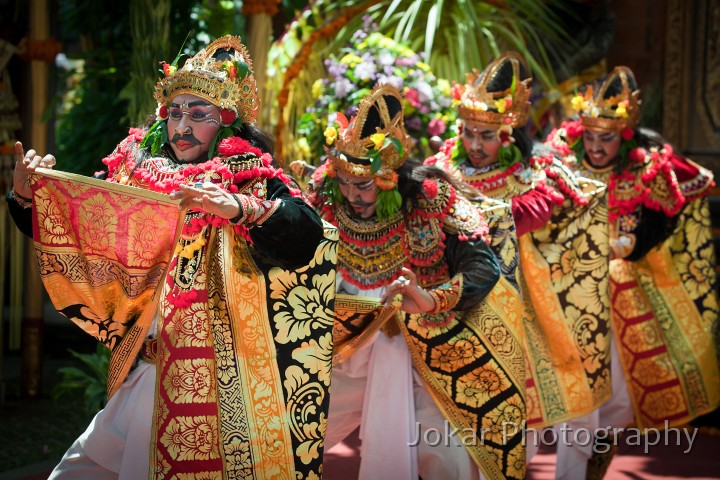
{"left": 667, "top": 151, "right": 700, "bottom": 183}
{"left": 511, "top": 188, "right": 556, "bottom": 237}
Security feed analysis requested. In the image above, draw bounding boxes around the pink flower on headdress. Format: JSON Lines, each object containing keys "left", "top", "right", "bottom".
{"left": 451, "top": 82, "right": 464, "bottom": 101}
{"left": 428, "top": 118, "right": 447, "bottom": 137}
{"left": 422, "top": 179, "right": 439, "bottom": 199}
{"left": 629, "top": 148, "right": 646, "bottom": 164}
{"left": 497, "top": 124, "right": 514, "bottom": 147}
{"left": 161, "top": 62, "right": 176, "bottom": 76}
{"left": 156, "top": 104, "right": 168, "bottom": 120}
{"left": 621, "top": 127, "right": 635, "bottom": 141}
{"left": 564, "top": 121, "right": 584, "bottom": 141}
{"left": 220, "top": 109, "right": 236, "bottom": 126}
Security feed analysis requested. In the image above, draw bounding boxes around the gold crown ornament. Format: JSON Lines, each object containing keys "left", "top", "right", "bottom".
{"left": 458, "top": 52, "right": 532, "bottom": 128}
{"left": 154, "top": 35, "right": 260, "bottom": 124}
{"left": 325, "top": 84, "right": 413, "bottom": 179}
{"left": 573, "top": 66, "right": 641, "bottom": 133}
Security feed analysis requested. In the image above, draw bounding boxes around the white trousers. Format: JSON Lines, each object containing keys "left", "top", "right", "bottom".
{"left": 555, "top": 336, "right": 634, "bottom": 480}
{"left": 48, "top": 362, "right": 156, "bottom": 480}
{"left": 326, "top": 332, "right": 480, "bottom": 480}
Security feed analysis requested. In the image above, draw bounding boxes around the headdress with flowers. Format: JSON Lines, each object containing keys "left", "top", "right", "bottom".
{"left": 457, "top": 52, "right": 532, "bottom": 169}
{"left": 572, "top": 66, "right": 641, "bottom": 133}
{"left": 569, "top": 66, "right": 642, "bottom": 168}
{"left": 140, "top": 35, "right": 261, "bottom": 159}
{"left": 323, "top": 84, "right": 413, "bottom": 220}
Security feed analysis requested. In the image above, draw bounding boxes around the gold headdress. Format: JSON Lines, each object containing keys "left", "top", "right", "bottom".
{"left": 154, "top": 35, "right": 260, "bottom": 123}
{"left": 326, "top": 84, "right": 413, "bottom": 179}
{"left": 458, "top": 52, "right": 532, "bottom": 128}
{"left": 574, "top": 66, "right": 641, "bottom": 133}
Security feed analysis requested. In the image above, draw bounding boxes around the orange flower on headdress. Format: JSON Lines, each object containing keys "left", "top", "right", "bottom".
{"left": 374, "top": 170, "right": 398, "bottom": 190}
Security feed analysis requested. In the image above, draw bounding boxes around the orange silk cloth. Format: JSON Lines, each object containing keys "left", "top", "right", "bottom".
{"left": 610, "top": 199, "right": 720, "bottom": 429}
{"left": 29, "top": 169, "right": 182, "bottom": 397}
{"left": 519, "top": 178, "right": 612, "bottom": 428}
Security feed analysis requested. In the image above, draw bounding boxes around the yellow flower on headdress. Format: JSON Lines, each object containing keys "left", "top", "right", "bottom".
{"left": 615, "top": 100, "right": 629, "bottom": 118}
{"left": 494, "top": 97, "right": 511, "bottom": 114}
{"left": 370, "top": 133, "right": 386, "bottom": 150}
{"left": 571, "top": 95, "right": 587, "bottom": 112}
{"left": 324, "top": 126, "right": 338, "bottom": 145}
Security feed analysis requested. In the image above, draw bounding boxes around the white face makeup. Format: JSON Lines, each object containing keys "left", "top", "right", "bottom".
{"left": 166, "top": 94, "right": 222, "bottom": 162}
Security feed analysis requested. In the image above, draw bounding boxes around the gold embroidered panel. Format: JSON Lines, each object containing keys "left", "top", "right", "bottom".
{"left": 29, "top": 168, "right": 183, "bottom": 397}
{"left": 521, "top": 178, "right": 612, "bottom": 427}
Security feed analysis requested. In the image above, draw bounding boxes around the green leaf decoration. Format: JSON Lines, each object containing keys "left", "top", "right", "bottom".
{"left": 389, "top": 137, "right": 404, "bottom": 158}
{"left": 369, "top": 151, "right": 383, "bottom": 174}
{"left": 498, "top": 142, "right": 522, "bottom": 169}
{"left": 139, "top": 119, "right": 168, "bottom": 156}
{"left": 236, "top": 61, "right": 250, "bottom": 80}
{"left": 376, "top": 186, "right": 403, "bottom": 220}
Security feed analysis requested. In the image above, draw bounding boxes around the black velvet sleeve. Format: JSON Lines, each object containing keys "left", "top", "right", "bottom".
{"left": 626, "top": 207, "right": 678, "bottom": 262}
{"left": 248, "top": 177, "right": 325, "bottom": 269}
{"left": 5, "top": 190, "right": 34, "bottom": 238}
{"left": 443, "top": 234, "right": 501, "bottom": 311}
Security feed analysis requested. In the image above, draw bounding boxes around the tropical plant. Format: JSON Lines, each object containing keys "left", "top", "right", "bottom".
{"left": 266, "top": 0, "right": 572, "bottom": 164}
{"left": 52, "top": 343, "right": 111, "bottom": 414}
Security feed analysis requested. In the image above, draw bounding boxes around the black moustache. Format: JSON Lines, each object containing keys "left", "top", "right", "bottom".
{"left": 171, "top": 133, "right": 201, "bottom": 145}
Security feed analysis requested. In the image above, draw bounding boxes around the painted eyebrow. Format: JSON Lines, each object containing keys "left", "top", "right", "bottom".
{"left": 338, "top": 177, "right": 374, "bottom": 186}
{"left": 169, "top": 101, "right": 213, "bottom": 108}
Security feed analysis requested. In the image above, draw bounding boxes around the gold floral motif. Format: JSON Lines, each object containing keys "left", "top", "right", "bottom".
{"left": 128, "top": 204, "right": 174, "bottom": 267}
{"left": 164, "top": 359, "right": 216, "bottom": 404}
{"left": 482, "top": 317, "right": 515, "bottom": 355}
{"left": 78, "top": 192, "right": 118, "bottom": 259}
{"left": 35, "top": 188, "right": 74, "bottom": 245}
{"left": 481, "top": 394, "right": 524, "bottom": 444}
{"left": 456, "top": 360, "right": 511, "bottom": 408}
{"left": 567, "top": 275, "right": 608, "bottom": 317}
{"left": 641, "top": 386, "right": 685, "bottom": 419}
{"left": 159, "top": 415, "right": 220, "bottom": 461}
{"left": 291, "top": 333, "right": 333, "bottom": 386}
{"left": 270, "top": 271, "right": 336, "bottom": 343}
{"left": 222, "top": 439, "right": 252, "bottom": 473}
{"left": 506, "top": 442, "right": 526, "bottom": 479}
{"left": 174, "top": 472, "right": 222, "bottom": 480}
{"left": 430, "top": 330, "right": 487, "bottom": 372}
{"left": 166, "top": 303, "right": 212, "bottom": 347}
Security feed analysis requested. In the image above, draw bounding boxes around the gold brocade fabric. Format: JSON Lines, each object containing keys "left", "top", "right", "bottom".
{"left": 330, "top": 199, "right": 527, "bottom": 480}
{"left": 610, "top": 199, "right": 720, "bottom": 428}
{"left": 431, "top": 152, "right": 613, "bottom": 427}
{"left": 30, "top": 169, "right": 339, "bottom": 479}
{"left": 520, "top": 179, "right": 612, "bottom": 427}
{"left": 400, "top": 276, "right": 526, "bottom": 479}
{"left": 29, "top": 170, "right": 183, "bottom": 397}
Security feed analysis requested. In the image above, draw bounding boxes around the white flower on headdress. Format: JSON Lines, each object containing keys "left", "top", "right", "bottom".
{"left": 591, "top": 106, "right": 600, "bottom": 118}
{"left": 474, "top": 101, "right": 489, "bottom": 111}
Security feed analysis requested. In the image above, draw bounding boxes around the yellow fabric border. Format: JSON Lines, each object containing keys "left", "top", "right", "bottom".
{"left": 223, "top": 229, "right": 296, "bottom": 477}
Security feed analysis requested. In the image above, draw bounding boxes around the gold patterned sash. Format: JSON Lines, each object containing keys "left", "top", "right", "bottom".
{"left": 520, "top": 178, "right": 612, "bottom": 428}
{"left": 29, "top": 168, "right": 183, "bottom": 397}
{"left": 610, "top": 201, "right": 720, "bottom": 429}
